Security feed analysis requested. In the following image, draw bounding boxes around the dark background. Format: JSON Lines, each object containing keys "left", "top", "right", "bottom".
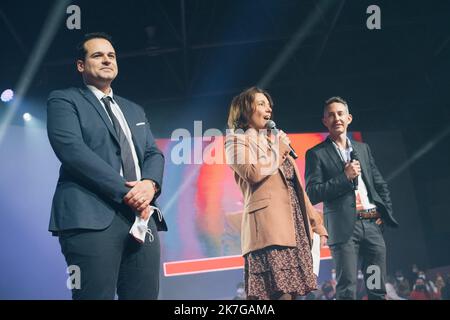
{"left": 1, "top": 0, "right": 449, "bottom": 274}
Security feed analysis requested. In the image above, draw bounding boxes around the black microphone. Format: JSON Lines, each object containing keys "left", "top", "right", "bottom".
{"left": 265, "top": 120, "right": 298, "bottom": 159}
{"left": 350, "top": 150, "right": 359, "bottom": 190}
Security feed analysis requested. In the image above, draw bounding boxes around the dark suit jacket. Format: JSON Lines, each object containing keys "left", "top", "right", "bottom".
{"left": 305, "top": 137, "right": 398, "bottom": 245}
{"left": 47, "top": 87, "right": 167, "bottom": 234}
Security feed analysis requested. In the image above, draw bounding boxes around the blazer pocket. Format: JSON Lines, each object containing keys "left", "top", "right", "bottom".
{"left": 246, "top": 197, "right": 270, "bottom": 214}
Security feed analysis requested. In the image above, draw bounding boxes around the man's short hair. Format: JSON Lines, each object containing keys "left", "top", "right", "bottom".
{"left": 76, "top": 32, "right": 114, "bottom": 61}
{"left": 324, "top": 96, "right": 349, "bottom": 115}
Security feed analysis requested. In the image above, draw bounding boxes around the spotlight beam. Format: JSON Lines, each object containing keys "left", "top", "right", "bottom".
{"left": 258, "top": 1, "right": 337, "bottom": 88}
{"left": 0, "top": 0, "right": 71, "bottom": 144}
{"left": 0, "top": 8, "right": 27, "bottom": 55}
{"left": 387, "top": 125, "right": 450, "bottom": 182}
{"left": 311, "top": 0, "right": 346, "bottom": 71}
{"left": 161, "top": 164, "right": 200, "bottom": 215}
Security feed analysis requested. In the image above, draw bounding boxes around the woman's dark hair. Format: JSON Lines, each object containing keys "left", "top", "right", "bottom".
{"left": 227, "top": 86, "right": 273, "bottom": 130}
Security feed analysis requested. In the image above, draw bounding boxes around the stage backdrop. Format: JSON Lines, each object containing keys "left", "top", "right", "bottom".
{"left": 157, "top": 132, "right": 362, "bottom": 299}
{"left": 0, "top": 125, "right": 364, "bottom": 299}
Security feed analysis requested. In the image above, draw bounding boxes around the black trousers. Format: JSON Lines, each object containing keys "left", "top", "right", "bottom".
{"left": 59, "top": 212, "right": 160, "bottom": 300}
{"left": 329, "top": 219, "right": 387, "bottom": 300}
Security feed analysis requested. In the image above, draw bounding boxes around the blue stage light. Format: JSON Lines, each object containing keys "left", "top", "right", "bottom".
{"left": 1, "top": 89, "right": 14, "bottom": 102}
{"left": 23, "top": 113, "right": 32, "bottom": 122}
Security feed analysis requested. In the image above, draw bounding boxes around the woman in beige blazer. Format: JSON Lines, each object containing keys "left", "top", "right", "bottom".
{"left": 225, "top": 87, "right": 328, "bottom": 300}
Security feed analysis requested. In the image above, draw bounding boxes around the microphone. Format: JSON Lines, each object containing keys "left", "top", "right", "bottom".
{"left": 350, "top": 150, "right": 359, "bottom": 190}
{"left": 265, "top": 120, "right": 298, "bottom": 159}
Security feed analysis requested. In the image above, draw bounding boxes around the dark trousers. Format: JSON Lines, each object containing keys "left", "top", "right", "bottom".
{"left": 59, "top": 212, "right": 160, "bottom": 300}
{"left": 329, "top": 219, "right": 386, "bottom": 300}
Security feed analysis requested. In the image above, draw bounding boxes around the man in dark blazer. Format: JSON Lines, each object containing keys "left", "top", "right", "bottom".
{"left": 47, "top": 32, "right": 167, "bottom": 299}
{"left": 305, "top": 96, "right": 398, "bottom": 300}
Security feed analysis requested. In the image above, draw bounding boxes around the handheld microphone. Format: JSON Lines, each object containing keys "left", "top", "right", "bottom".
{"left": 350, "top": 150, "right": 359, "bottom": 190}
{"left": 265, "top": 120, "right": 298, "bottom": 159}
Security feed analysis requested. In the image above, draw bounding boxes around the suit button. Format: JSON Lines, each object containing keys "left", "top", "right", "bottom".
{"left": 116, "top": 151, "right": 120, "bottom": 156}
{"left": 351, "top": 203, "right": 356, "bottom": 208}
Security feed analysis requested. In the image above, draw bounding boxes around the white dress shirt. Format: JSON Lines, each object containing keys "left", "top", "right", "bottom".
{"left": 332, "top": 137, "right": 376, "bottom": 210}
{"left": 87, "top": 85, "right": 141, "bottom": 181}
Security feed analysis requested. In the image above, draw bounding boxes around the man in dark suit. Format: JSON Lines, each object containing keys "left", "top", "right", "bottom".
{"left": 47, "top": 32, "right": 167, "bottom": 299}
{"left": 305, "top": 96, "right": 398, "bottom": 300}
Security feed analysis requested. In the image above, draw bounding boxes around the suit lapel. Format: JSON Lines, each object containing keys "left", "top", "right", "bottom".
{"left": 79, "top": 87, "right": 120, "bottom": 145}
{"left": 256, "top": 135, "right": 269, "bottom": 155}
{"left": 114, "top": 96, "right": 143, "bottom": 164}
{"left": 351, "top": 141, "right": 371, "bottom": 187}
{"left": 325, "top": 137, "right": 345, "bottom": 171}
{"left": 246, "top": 131, "right": 271, "bottom": 160}
{"left": 289, "top": 156, "right": 301, "bottom": 188}
{"left": 278, "top": 160, "right": 287, "bottom": 185}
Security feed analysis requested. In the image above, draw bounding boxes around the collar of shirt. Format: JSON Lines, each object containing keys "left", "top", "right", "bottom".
{"left": 329, "top": 136, "right": 353, "bottom": 163}
{"left": 86, "top": 84, "right": 114, "bottom": 102}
